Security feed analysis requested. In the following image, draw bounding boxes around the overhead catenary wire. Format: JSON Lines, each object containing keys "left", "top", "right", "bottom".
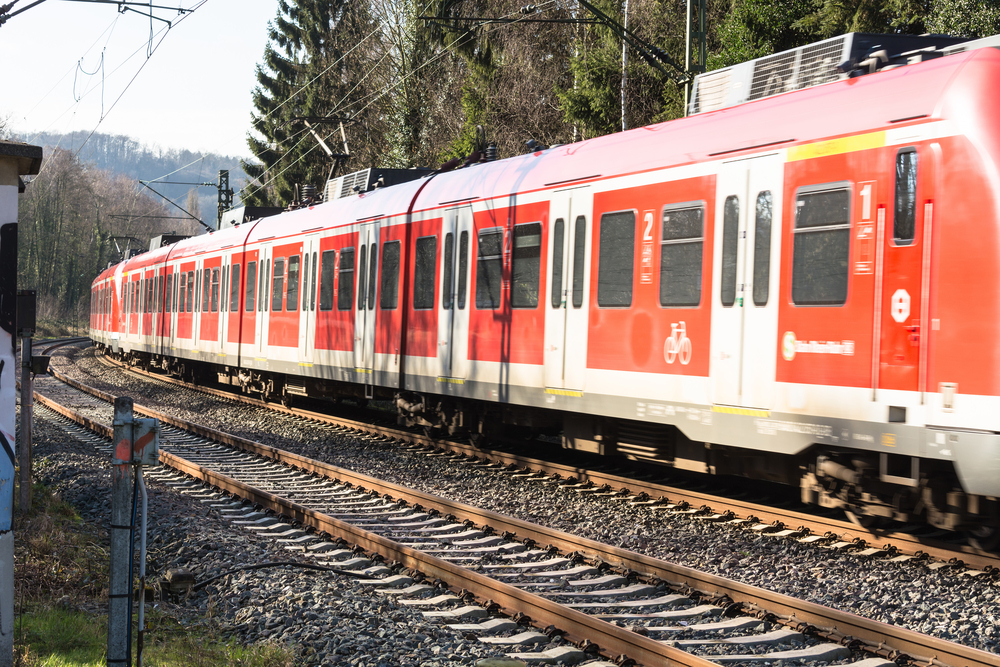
{"left": 24, "top": 1, "right": 206, "bottom": 185}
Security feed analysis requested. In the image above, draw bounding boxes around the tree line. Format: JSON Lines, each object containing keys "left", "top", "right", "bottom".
{"left": 241, "top": 0, "right": 1000, "bottom": 207}
{"left": 15, "top": 146, "right": 202, "bottom": 323}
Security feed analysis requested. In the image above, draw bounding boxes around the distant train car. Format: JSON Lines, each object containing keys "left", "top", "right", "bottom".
{"left": 92, "top": 34, "right": 1000, "bottom": 547}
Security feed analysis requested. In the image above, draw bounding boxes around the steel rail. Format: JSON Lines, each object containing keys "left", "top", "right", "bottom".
{"left": 35, "top": 377, "right": 715, "bottom": 666}
{"left": 78, "top": 357, "right": 1000, "bottom": 571}
{"left": 33, "top": 374, "right": 1000, "bottom": 667}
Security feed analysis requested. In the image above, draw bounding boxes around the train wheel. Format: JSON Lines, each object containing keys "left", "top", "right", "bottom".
{"left": 967, "top": 525, "right": 1000, "bottom": 552}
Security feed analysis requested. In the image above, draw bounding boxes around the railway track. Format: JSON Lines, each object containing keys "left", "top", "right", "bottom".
{"left": 87, "top": 344, "right": 1000, "bottom": 574}
{"left": 26, "top": 342, "right": 1000, "bottom": 667}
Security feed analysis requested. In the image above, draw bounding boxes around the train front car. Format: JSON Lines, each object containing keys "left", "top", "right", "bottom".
{"left": 681, "top": 41, "right": 1000, "bottom": 546}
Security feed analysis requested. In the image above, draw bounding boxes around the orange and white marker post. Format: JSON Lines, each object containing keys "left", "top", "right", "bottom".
{"left": 108, "top": 397, "right": 159, "bottom": 667}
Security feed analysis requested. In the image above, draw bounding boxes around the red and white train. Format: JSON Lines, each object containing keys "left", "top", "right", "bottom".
{"left": 92, "top": 34, "right": 1000, "bottom": 545}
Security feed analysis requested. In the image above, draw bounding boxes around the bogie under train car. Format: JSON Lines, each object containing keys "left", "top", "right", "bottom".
{"left": 92, "top": 35, "right": 1000, "bottom": 547}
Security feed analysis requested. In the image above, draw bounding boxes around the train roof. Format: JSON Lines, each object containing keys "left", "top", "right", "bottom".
{"left": 415, "top": 44, "right": 994, "bottom": 209}
{"left": 94, "top": 40, "right": 999, "bottom": 288}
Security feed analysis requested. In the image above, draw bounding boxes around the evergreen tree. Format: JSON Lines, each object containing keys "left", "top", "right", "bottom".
{"left": 242, "top": 0, "right": 381, "bottom": 207}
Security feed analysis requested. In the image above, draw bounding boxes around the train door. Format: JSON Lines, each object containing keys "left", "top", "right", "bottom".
{"left": 256, "top": 246, "right": 271, "bottom": 360}
{"left": 354, "top": 223, "right": 380, "bottom": 395}
{"left": 712, "top": 154, "right": 783, "bottom": 409}
{"left": 877, "top": 145, "right": 929, "bottom": 398}
{"left": 544, "top": 187, "right": 592, "bottom": 391}
{"left": 438, "top": 207, "right": 473, "bottom": 379}
{"left": 300, "top": 237, "right": 320, "bottom": 363}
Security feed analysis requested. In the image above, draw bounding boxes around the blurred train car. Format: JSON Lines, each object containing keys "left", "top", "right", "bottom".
{"left": 92, "top": 33, "right": 1000, "bottom": 546}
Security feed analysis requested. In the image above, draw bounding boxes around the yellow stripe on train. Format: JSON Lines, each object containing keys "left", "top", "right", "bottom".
{"left": 786, "top": 130, "right": 885, "bottom": 162}
{"left": 712, "top": 405, "right": 770, "bottom": 418}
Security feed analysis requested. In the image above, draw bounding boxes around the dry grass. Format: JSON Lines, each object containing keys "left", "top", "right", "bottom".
{"left": 13, "top": 482, "right": 295, "bottom": 667}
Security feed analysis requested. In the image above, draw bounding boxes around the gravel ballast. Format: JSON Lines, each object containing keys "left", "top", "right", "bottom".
{"left": 45, "top": 344, "right": 1000, "bottom": 656}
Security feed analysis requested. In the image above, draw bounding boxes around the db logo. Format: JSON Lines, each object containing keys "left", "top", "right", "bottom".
{"left": 782, "top": 331, "right": 796, "bottom": 361}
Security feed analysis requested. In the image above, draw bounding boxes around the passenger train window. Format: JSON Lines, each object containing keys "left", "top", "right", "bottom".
{"left": 551, "top": 219, "right": 564, "bottom": 309}
{"left": 476, "top": 229, "right": 503, "bottom": 309}
{"left": 319, "top": 250, "right": 336, "bottom": 311}
{"left": 443, "top": 233, "right": 454, "bottom": 310}
{"left": 222, "top": 266, "right": 228, "bottom": 312}
{"left": 512, "top": 222, "right": 542, "bottom": 308}
{"left": 146, "top": 278, "right": 153, "bottom": 313}
{"left": 287, "top": 255, "right": 300, "bottom": 312}
{"left": 380, "top": 241, "right": 400, "bottom": 310}
{"left": 792, "top": 185, "right": 851, "bottom": 305}
{"left": 357, "top": 245, "right": 368, "bottom": 311}
{"left": 245, "top": 261, "right": 257, "bottom": 312}
{"left": 894, "top": 149, "right": 917, "bottom": 245}
{"left": 457, "top": 231, "right": 468, "bottom": 310}
{"left": 572, "top": 216, "right": 586, "bottom": 308}
{"left": 165, "top": 274, "right": 172, "bottom": 313}
{"left": 194, "top": 270, "right": 200, "bottom": 312}
{"left": 186, "top": 271, "right": 194, "bottom": 312}
{"left": 597, "top": 211, "right": 635, "bottom": 307}
{"left": 264, "top": 260, "right": 271, "bottom": 311}
{"left": 310, "top": 251, "right": 318, "bottom": 311}
{"left": 338, "top": 248, "right": 354, "bottom": 311}
{"left": 660, "top": 204, "right": 703, "bottom": 307}
{"left": 230, "top": 264, "right": 241, "bottom": 312}
{"left": 134, "top": 281, "right": 140, "bottom": 314}
{"left": 302, "top": 253, "right": 309, "bottom": 310}
{"left": 367, "top": 242, "right": 378, "bottom": 311}
{"left": 414, "top": 236, "right": 437, "bottom": 310}
{"left": 202, "top": 270, "right": 211, "bottom": 313}
{"left": 211, "top": 268, "right": 220, "bottom": 313}
{"left": 272, "top": 258, "right": 286, "bottom": 312}
{"left": 721, "top": 196, "right": 739, "bottom": 307}
{"left": 753, "top": 192, "right": 773, "bottom": 307}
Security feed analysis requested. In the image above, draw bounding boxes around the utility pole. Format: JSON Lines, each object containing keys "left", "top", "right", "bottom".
{"left": 684, "top": 0, "right": 707, "bottom": 112}
{"left": 17, "top": 291, "right": 34, "bottom": 513}
{"left": 216, "top": 170, "right": 234, "bottom": 227}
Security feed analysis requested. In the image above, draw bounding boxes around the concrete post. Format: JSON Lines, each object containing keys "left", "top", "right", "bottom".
{"left": 0, "top": 140, "right": 42, "bottom": 667}
{"left": 108, "top": 397, "right": 135, "bottom": 667}
{"left": 17, "top": 335, "right": 30, "bottom": 512}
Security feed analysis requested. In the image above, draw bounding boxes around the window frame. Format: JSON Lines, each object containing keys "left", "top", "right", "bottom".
{"left": 380, "top": 240, "right": 401, "bottom": 310}
{"left": 413, "top": 235, "right": 437, "bottom": 311}
{"left": 338, "top": 247, "right": 355, "bottom": 311}
{"left": 475, "top": 227, "right": 504, "bottom": 310}
{"left": 596, "top": 209, "right": 636, "bottom": 309}
{"left": 286, "top": 254, "right": 300, "bottom": 312}
{"left": 752, "top": 191, "right": 773, "bottom": 307}
{"left": 892, "top": 147, "right": 918, "bottom": 247}
{"left": 658, "top": 201, "right": 705, "bottom": 309}
{"left": 790, "top": 181, "right": 853, "bottom": 307}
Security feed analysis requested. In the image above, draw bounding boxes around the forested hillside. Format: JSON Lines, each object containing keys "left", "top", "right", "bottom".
{"left": 241, "top": 0, "right": 1000, "bottom": 207}
{"left": 27, "top": 130, "right": 247, "bottom": 228}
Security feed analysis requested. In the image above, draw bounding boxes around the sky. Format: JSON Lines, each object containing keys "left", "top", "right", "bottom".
{"left": 0, "top": 0, "right": 279, "bottom": 158}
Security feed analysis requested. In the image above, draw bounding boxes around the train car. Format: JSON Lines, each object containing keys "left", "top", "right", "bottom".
{"left": 92, "top": 34, "right": 1000, "bottom": 547}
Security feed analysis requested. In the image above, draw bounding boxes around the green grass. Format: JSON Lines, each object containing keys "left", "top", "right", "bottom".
{"left": 18, "top": 607, "right": 295, "bottom": 666}
{"left": 14, "top": 480, "right": 296, "bottom": 667}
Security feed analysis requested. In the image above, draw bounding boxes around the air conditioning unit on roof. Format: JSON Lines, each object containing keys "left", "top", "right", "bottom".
{"left": 688, "top": 33, "right": 969, "bottom": 116}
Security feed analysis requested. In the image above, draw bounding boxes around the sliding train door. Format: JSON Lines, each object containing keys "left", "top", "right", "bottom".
{"left": 354, "top": 223, "right": 380, "bottom": 395}
{"left": 711, "top": 154, "right": 783, "bottom": 409}
{"left": 544, "top": 186, "right": 591, "bottom": 391}
{"left": 438, "top": 206, "right": 473, "bottom": 380}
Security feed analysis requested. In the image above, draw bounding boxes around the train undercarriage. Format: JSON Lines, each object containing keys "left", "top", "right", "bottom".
{"left": 101, "top": 344, "right": 1000, "bottom": 551}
